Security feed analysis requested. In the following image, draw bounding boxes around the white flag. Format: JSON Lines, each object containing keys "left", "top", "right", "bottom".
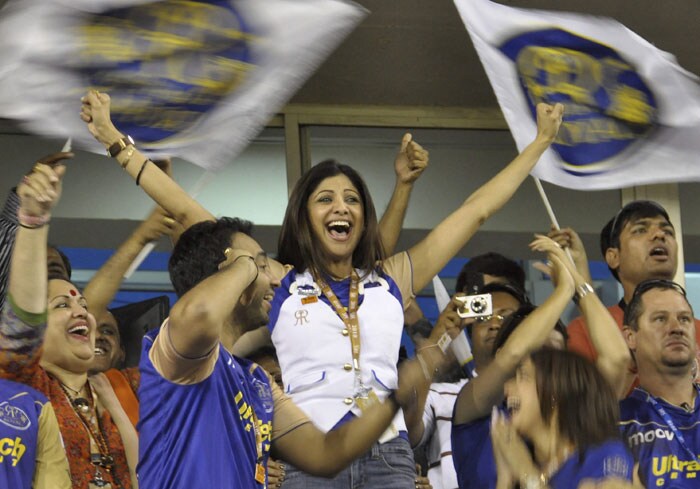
{"left": 0, "top": 0, "right": 366, "bottom": 171}
{"left": 454, "top": 0, "right": 700, "bottom": 190}
{"left": 432, "top": 275, "right": 452, "bottom": 313}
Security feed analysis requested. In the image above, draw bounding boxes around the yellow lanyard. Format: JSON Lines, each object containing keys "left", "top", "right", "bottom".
{"left": 315, "top": 272, "right": 367, "bottom": 396}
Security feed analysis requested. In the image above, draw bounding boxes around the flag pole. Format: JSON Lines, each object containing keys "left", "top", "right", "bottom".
{"left": 531, "top": 176, "right": 575, "bottom": 264}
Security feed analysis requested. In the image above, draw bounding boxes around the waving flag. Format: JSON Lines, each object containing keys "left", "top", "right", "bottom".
{"left": 0, "top": 0, "right": 366, "bottom": 170}
{"left": 454, "top": 0, "right": 700, "bottom": 190}
{"left": 433, "top": 276, "right": 476, "bottom": 378}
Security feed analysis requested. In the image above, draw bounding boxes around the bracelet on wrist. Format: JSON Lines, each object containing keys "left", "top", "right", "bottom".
{"left": 416, "top": 353, "right": 440, "bottom": 382}
{"left": 135, "top": 158, "right": 151, "bottom": 186}
{"left": 573, "top": 282, "right": 594, "bottom": 305}
{"left": 119, "top": 145, "right": 136, "bottom": 169}
{"left": 17, "top": 209, "right": 50, "bottom": 229}
{"left": 521, "top": 472, "right": 548, "bottom": 489}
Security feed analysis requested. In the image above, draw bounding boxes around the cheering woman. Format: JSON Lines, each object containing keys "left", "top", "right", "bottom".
{"left": 268, "top": 104, "right": 563, "bottom": 488}
{"left": 0, "top": 158, "right": 138, "bottom": 488}
{"left": 78, "top": 90, "right": 562, "bottom": 487}
{"left": 491, "top": 348, "right": 634, "bottom": 488}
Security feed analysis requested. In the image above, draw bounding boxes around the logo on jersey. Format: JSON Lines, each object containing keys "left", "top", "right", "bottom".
{"left": 651, "top": 454, "right": 700, "bottom": 484}
{"left": 294, "top": 310, "right": 310, "bottom": 325}
{"left": 0, "top": 437, "right": 26, "bottom": 467}
{"left": 251, "top": 377, "right": 274, "bottom": 414}
{"left": 627, "top": 428, "right": 675, "bottom": 447}
{"left": 234, "top": 390, "right": 272, "bottom": 453}
{"left": 0, "top": 402, "right": 31, "bottom": 431}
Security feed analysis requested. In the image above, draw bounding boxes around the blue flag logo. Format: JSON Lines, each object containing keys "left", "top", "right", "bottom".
{"left": 500, "top": 28, "right": 658, "bottom": 175}
{"left": 74, "top": 0, "right": 256, "bottom": 144}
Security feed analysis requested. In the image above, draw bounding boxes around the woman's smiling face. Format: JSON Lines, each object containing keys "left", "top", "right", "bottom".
{"left": 42, "top": 279, "right": 96, "bottom": 372}
{"left": 306, "top": 173, "right": 365, "bottom": 266}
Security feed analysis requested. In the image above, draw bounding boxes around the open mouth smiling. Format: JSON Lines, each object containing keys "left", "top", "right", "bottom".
{"left": 327, "top": 220, "right": 352, "bottom": 240}
{"left": 68, "top": 323, "right": 90, "bottom": 341}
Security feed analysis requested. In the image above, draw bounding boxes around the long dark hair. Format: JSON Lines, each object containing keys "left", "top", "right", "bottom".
{"left": 531, "top": 348, "right": 620, "bottom": 452}
{"left": 277, "top": 159, "right": 384, "bottom": 278}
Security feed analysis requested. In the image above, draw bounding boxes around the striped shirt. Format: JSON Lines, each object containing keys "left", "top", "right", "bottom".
{"left": 0, "top": 190, "right": 19, "bottom": 312}
{"left": 418, "top": 379, "right": 468, "bottom": 489}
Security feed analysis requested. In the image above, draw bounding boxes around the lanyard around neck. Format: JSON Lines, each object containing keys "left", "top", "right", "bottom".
{"left": 316, "top": 272, "right": 362, "bottom": 373}
{"left": 642, "top": 385, "right": 699, "bottom": 462}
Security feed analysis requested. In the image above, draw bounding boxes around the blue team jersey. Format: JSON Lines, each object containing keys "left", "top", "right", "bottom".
{"left": 620, "top": 386, "right": 700, "bottom": 488}
{"left": 452, "top": 416, "right": 632, "bottom": 489}
{"left": 452, "top": 416, "right": 496, "bottom": 489}
{"left": 137, "top": 328, "right": 275, "bottom": 489}
{"left": 549, "top": 440, "right": 633, "bottom": 488}
{"left": 0, "top": 379, "right": 44, "bottom": 489}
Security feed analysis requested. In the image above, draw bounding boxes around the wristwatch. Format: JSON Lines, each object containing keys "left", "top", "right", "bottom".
{"left": 107, "top": 135, "right": 134, "bottom": 158}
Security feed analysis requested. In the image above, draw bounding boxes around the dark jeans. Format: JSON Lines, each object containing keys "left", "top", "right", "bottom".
{"left": 280, "top": 436, "right": 415, "bottom": 489}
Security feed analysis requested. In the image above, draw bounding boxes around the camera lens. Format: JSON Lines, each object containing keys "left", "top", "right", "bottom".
{"left": 471, "top": 297, "right": 486, "bottom": 314}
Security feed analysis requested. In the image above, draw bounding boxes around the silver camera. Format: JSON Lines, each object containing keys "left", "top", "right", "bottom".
{"left": 456, "top": 294, "right": 493, "bottom": 319}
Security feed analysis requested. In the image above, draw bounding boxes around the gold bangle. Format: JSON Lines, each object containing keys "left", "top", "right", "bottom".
{"left": 119, "top": 145, "right": 136, "bottom": 169}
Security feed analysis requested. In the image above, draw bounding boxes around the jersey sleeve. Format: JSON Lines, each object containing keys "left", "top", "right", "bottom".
{"left": 33, "top": 401, "right": 72, "bottom": 489}
{"left": 270, "top": 380, "right": 311, "bottom": 441}
{"left": 149, "top": 319, "right": 219, "bottom": 384}
{"left": 383, "top": 251, "right": 415, "bottom": 309}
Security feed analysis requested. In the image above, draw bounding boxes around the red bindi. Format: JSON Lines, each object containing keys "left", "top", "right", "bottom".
{"left": 69, "top": 289, "right": 77, "bottom": 297}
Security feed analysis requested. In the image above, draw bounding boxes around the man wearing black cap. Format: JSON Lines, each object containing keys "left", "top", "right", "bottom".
{"left": 567, "top": 200, "right": 700, "bottom": 365}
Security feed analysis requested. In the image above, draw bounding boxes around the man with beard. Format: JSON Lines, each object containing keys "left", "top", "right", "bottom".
{"left": 619, "top": 280, "right": 700, "bottom": 488}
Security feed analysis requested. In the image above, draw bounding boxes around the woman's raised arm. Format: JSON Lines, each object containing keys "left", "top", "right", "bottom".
{"left": 408, "top": 103, "right": 563, "bottom": 292}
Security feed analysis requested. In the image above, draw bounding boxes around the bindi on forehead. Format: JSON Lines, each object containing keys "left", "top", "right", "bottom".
{"left": 69, "top": 289, "right": 78, "bottom": 297}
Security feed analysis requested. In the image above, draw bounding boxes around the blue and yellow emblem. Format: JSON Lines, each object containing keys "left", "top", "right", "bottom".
{"left": 0, "top": 401, "right": 30, "bottom": 431}
{"left": 74, "top": 0, "right": 257, "bottom": 144}
{"left": 500, "top": 28, "right": 658, "bottom": 175}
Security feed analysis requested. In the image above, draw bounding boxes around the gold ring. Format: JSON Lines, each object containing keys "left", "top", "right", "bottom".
{"left": 163, "top": 216, "right": 175, "bottom": 226}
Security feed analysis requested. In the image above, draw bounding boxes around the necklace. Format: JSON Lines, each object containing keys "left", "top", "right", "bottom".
{"left": 56, "top": 378, "right": 115, "bottom": 471}
{"left": 58, "top": 381, "right": 90, "bottom": 414}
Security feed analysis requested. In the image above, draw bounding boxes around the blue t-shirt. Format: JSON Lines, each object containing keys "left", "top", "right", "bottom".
{"left": 452, "top": 417, "right": 632, "bottom": 489}
{"left": 620, "top": 386, "right": 700, "bottom": 488}
{"left": 0, "top": 379, "right": 44, "bottom": 489}
{"left": 549, "top": 440, "right": 633, "bottom": 488}
{"left": 452, "top": 416, "right": 496, "bottom": 489}
{"left": 137, "top": 328, "right": 275, "bottom": 489}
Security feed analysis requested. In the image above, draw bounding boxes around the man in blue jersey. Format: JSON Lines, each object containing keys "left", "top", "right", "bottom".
{"left": 137, "top": 217, "right": 445, "bottom": 489}
{"left": 620, "top": 279, "right": 700, "bottom": 488}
